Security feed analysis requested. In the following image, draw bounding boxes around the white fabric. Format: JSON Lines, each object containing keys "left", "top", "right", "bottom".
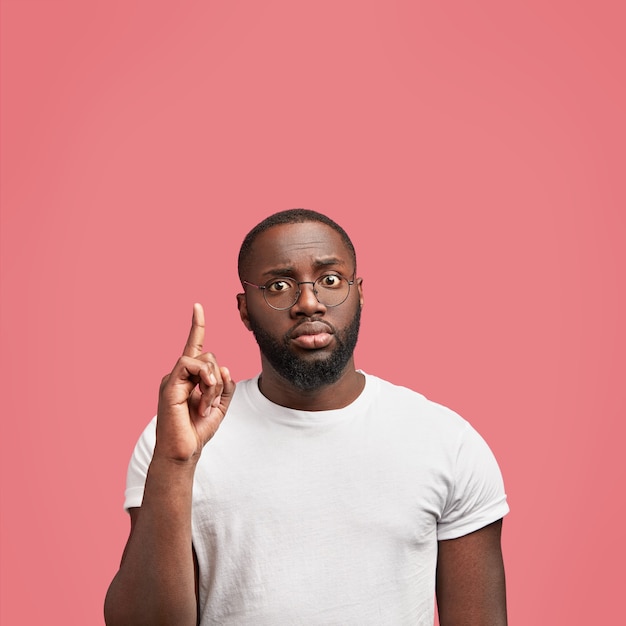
{"left": 125, "top": 373, "right": 508, "bottom": 625}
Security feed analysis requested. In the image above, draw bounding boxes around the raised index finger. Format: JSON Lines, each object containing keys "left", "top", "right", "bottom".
{"left": 182, "top": 302, "right": 205, "bottom": 357}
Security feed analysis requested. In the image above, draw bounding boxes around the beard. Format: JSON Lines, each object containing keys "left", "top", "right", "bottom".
{"left": 249, "top": 306, "right": 361, "bottom": 392}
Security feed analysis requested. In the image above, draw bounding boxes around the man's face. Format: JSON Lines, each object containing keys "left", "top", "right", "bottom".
{"left": 238, "top": 221, "right": 363, "bottom": 391}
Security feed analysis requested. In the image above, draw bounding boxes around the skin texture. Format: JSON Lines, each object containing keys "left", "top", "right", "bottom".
{"left": 104, "top": 220, "right": 507, "bottom": 625}
{"left": 437, "top": 520, "right": 507, "bottom": 626}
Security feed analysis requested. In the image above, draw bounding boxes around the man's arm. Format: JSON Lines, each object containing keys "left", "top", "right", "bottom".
{"left": 436, "top": 519, "right": 507, "bottom": 626}
{"left": 104, "top": 304, "right": 235, "bottom": 626}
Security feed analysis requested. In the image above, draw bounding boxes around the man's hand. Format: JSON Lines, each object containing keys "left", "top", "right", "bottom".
{"left": 104, "top": 304, "right": 232, "bottom": 626}
{"left": 155, "top": 303, "right": 235, "bottom": 463}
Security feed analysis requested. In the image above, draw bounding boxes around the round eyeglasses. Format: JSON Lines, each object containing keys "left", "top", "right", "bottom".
{"left": 242, "top": 274, "right": 355, "bottom": 310}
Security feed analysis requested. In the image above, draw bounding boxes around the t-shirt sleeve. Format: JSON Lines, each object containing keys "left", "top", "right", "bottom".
{"left": 437, "top": 421, "right": 509, "bottom": 540}
{"left": 123, "top": 417, "right": 157, "bottom": 511}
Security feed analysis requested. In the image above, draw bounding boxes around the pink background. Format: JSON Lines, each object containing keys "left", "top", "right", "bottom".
{"left": 1, "top": 1, "right": 624, "bottom": 623}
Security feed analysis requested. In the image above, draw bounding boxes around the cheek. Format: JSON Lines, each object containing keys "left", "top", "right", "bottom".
{"left": 248, "top": 306, "right": 291, "bottom": 336}
{"left": 328, "top": 305, "right": 359, "bottom": 332}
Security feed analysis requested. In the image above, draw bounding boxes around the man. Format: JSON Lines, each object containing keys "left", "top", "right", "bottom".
{"left": 105, "top": 209, "right": 509, "bottom": 625}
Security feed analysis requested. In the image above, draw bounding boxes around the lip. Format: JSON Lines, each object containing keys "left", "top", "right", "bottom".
{"left": 289, "top": 321, "right": 334, "bottom": 349}
{"left": 289, "top": 321, "right": 334, "bottom": 339}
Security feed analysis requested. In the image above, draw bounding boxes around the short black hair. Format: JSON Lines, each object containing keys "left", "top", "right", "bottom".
{"left": 238, "top": 208, "right": 357, "bottom": 280}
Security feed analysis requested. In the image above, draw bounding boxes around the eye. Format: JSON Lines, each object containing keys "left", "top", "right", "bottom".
{"left": 266, "top": 278, "right": 294, "bottom": 293}
{"left": 318, "top": 274, "right": 342, "bottom": 288}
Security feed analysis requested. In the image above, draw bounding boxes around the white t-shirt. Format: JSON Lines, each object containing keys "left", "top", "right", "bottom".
{"left": 125, "top": 373, "right": 508, "bottom": 625}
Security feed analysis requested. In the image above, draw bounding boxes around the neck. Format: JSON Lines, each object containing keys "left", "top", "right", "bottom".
{"left": 258, "top": 360, "right": 365, "bottom": 411}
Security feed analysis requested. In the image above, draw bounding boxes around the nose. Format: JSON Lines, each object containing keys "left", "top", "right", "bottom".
{"left": 290, "top": 281, "right": 326, "bottom": 317}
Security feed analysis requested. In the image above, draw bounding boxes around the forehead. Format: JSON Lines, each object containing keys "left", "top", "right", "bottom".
{"left": 247, "top": 221, "right": 352, "bottom": 273}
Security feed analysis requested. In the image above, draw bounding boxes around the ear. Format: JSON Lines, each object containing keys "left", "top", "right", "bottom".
{"left": 356, "top": 277, "right": 364, "bottom": 308}
{"left": 236, "top": 292, "right": 253, "bottom": 331}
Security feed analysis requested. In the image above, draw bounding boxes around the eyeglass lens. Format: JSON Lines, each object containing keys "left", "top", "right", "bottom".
{"left": 264, "top": 275, "right": 350, "bottom": 309}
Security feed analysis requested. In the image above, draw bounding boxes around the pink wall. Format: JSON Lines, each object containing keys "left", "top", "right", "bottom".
{"left": 1, "top": 1, "right": 624, "bottom": 623}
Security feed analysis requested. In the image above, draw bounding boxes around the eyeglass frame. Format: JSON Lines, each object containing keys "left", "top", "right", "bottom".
{"left": 241, "top": 272, "right": 356, "bottom": 310}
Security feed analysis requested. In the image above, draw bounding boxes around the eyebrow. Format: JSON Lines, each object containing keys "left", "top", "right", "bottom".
{"left": 261, "top": 257, "right": 347, "bottom": 278}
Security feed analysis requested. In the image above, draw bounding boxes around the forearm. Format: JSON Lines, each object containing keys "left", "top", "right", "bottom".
{"left": 104, "top": 456, "right": 198, "bottom": 626}
{"left": 105, "top": 304, "right": 234, "bottom": 625}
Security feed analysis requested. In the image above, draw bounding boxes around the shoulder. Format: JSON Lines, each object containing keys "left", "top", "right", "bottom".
{"left": 362, "top": 373, "right": 469, "bottom": 431}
